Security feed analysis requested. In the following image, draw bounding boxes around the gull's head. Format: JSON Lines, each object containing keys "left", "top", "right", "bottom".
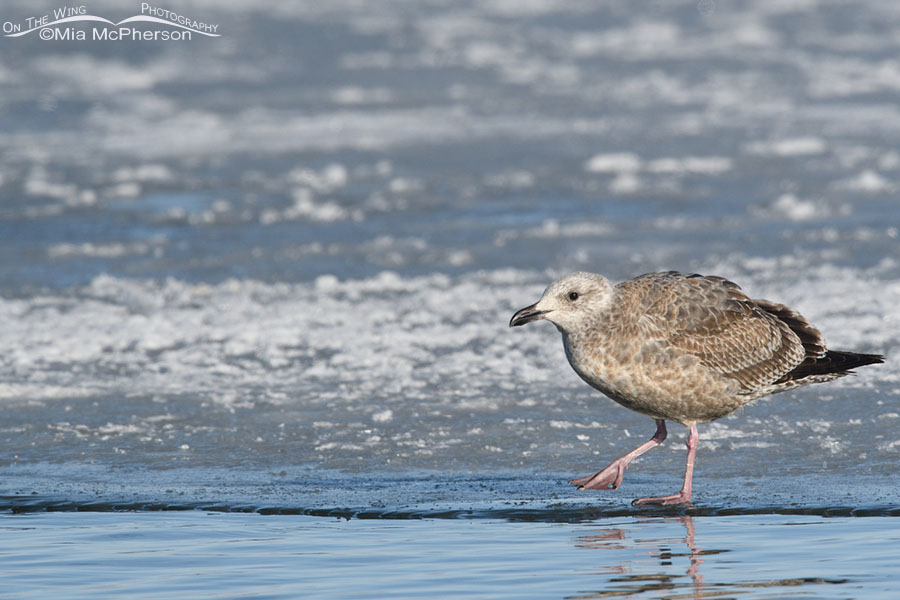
{"left": 509, "top": 272, "right": 614, "bottom": 333}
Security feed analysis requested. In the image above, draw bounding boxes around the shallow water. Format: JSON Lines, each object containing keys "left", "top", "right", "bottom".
{"left": 2, "top": 0, "right": 900, "bottom": 597}
{"left": 3, "top": 512, "right": 899, "bottom": 600}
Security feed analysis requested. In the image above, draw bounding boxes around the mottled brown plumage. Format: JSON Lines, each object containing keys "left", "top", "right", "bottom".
{"left": 510, "top": 270, "right": 883, "bottom": 505}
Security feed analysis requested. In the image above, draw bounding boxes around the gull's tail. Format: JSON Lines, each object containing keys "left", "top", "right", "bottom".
{"left": 777, "top": 350, "right": 884, "bottom": 384}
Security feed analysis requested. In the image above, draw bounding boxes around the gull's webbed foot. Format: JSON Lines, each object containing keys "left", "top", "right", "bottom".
{"left": 570, "top": 460, "right": 626, "bottom": 490}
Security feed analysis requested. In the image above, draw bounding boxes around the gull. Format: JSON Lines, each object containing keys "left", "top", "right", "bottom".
{"left": 510, "top": 271, "right": 883, "bottom": 505}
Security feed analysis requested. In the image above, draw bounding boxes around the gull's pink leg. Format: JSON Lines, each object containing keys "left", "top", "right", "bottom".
{"left": 633, "top": 424, "right": 699, "bottom": 506}
{"left": 571, "top": 420, "right": 667, "bottom": 490}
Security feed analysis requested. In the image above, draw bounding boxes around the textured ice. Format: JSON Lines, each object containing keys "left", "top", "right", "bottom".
{"left": 765, "top": 194, "right": 820, "bottom": 222}
{"left": 585, "top": 153, "right": 641, "bottom": 174}
{"left": 47, "top": 242, "right": 154, "bottom": 259}
{"left": 0, "top": 261, "right": 895, "bottom": 479}
{"left": 645, "top": 157, "right": 733, "bottom": 175}
{"left": 746, "top": 137, "right": 827, "bottom": 157}
{"left": 834, "top": 169, "right": 895, "bottom": 193}
{"left": 494, "top": 220, "right": 614, "bottom": 247}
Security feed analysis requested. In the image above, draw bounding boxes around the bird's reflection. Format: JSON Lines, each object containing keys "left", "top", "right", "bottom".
{"left": 568, "top": 514, "right": 852, "bottom": 599}
{"left": 569, "top": 516, "right": 724, "bottom": 599}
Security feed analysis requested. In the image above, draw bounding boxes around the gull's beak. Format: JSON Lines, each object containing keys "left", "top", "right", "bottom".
{"left": 509, "top": 303, "right": 550, "bottom": 327}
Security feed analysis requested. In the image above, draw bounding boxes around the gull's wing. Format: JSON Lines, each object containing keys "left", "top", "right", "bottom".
{"left": 618, "top": 272, "right": 810, "bottom": 391}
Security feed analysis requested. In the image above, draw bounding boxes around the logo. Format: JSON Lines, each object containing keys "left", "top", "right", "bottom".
{"left": 3, "top": 3, "right": 220, "bottom": 41}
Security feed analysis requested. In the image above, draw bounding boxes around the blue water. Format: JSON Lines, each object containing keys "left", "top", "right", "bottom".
{"left": 2, "top": 0, "right": 900, "bottom": 597}
{"left": 2, "top": 512, "right": 899, "bottom": 599}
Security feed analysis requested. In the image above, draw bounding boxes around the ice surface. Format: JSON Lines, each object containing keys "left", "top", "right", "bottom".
{"left": 0, "top": 261, "right": 895, "bottom": 487}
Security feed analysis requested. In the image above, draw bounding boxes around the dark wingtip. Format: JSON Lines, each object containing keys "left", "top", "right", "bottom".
{"left": 776, "top": 350, "right": 884, "bottom": 384}
{"left": 832, "top": 351, "right": 885, "bottom": 370}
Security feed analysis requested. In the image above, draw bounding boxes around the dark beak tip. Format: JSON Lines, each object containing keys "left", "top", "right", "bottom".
{"left": 509, "top": 305, "right": 547, "bottom": 328}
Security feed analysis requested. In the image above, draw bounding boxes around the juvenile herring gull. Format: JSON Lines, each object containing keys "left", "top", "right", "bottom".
{"left": 509, "top": 271, "right": 883, "bottom": 505}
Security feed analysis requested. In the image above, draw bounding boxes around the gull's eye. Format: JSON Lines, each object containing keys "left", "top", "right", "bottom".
{"left": 568, "top": 291, "right": 579, "bottom": 301}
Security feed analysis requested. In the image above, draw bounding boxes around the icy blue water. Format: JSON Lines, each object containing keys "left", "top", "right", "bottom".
{"left": 3, "top": 512, "right": 900, "bottom": 599}
{"left": 1, "top": 0, "right": 900, "bottom": 597}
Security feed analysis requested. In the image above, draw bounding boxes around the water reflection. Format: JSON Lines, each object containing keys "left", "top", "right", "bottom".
{"left": 569, "top": 517, "right": 714, "bottom": 599}
{"left": 568, "top": 516, "right": 845, "bottom": 599}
